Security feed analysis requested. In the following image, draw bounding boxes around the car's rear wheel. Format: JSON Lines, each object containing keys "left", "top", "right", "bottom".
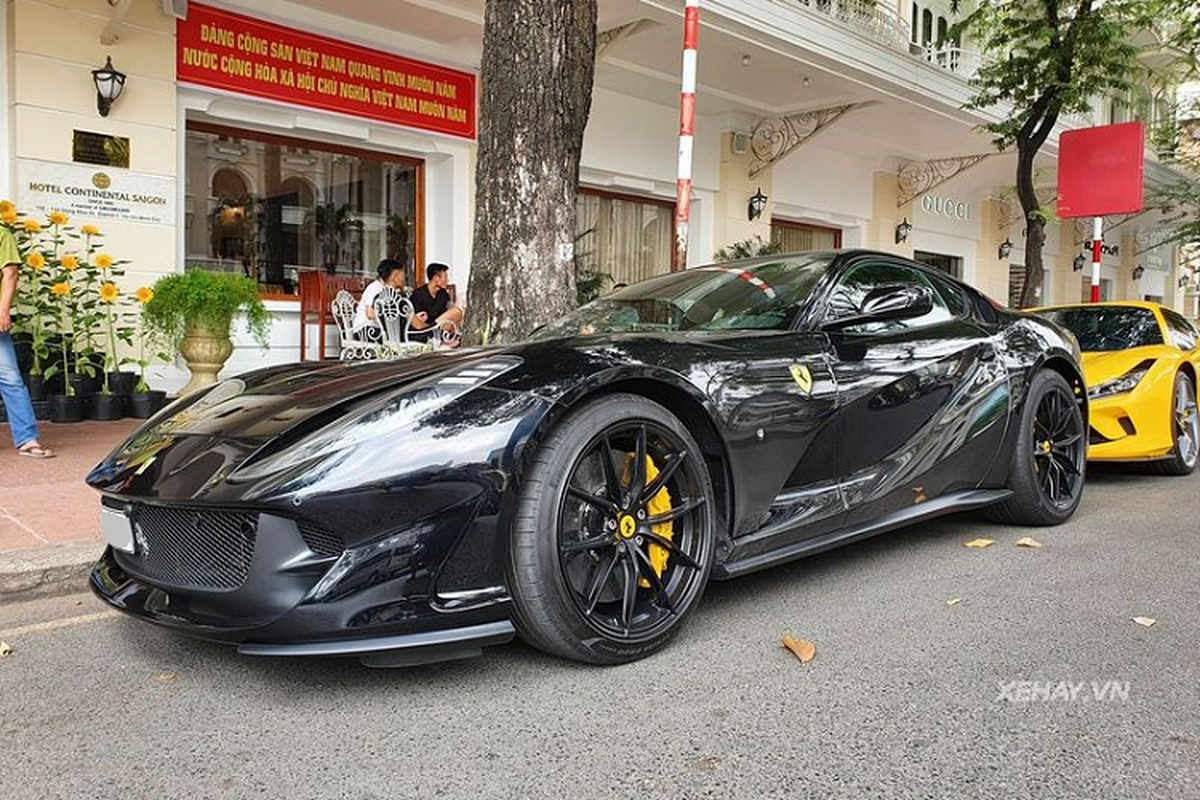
{"left": 509, "top": 393, "right": 715, "bottom": 664}
{"left": 1150, "top": 372, "right": 1199, "bottom": 476}
{"left": 988, "top": 370, "right": 1086, "bottom": 526}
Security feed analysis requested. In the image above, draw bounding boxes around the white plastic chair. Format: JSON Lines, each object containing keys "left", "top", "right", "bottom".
{"left": 331, "top": 290, "right": 382, "bottom": 361}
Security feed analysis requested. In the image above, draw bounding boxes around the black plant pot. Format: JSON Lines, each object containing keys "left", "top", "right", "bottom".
{"left": 32, "top": 400, "right": 51, "bottom": 421}
{"left": 68, "top": 372, "right": 98, "bottom": 397}
{"left": 49, "top": 394, "right": 84, "bottom": 423}
{"left": 26, "top": 375, "right": 47, "bottom": 402}
{"left": 88, "top": 392, "right": 125, "bottom": 421}
{"left": 106, "top": 371, "right": 138, "bottom": 396}
{"left": 129, "top": 390, "right": 168, "bottom": 419}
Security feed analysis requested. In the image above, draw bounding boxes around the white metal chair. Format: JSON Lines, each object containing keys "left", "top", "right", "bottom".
{"left": 331, "top": 290, "right": 383, "bottom": 361}
{"left": 374, "top": 286, "right": 430, "bottom": 358}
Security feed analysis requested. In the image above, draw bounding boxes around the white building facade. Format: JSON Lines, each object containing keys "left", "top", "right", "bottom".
{"left": 2, "top": 0, "right": 1194, "bottom": 387}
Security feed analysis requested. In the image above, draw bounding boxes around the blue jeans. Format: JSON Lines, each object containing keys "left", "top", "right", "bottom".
{"left": 0, "top": 332, "right": 39, "bottom": 448}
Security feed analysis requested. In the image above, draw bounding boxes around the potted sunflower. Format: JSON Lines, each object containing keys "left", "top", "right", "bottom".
{"left": 142, "top": 268, "right": 270, "bottom": 396}
{"left": 129, "top": 285, "right": 168, "bottom": 418}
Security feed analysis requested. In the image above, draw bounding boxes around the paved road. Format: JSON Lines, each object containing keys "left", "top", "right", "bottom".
{"left": 3, "top": 464, "right": 1198, "bottom": 799}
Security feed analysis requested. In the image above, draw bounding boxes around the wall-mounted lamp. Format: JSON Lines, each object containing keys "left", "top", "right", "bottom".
{"left": 1072, "top": 254, "right": 1087, "bottom": 272}
{"left": 1132, "top": 264, "right": 1145, "bottom": 280}
{"left": 92, "top": 56, "right": 127, "bottom": 117}
{"left": 894, "top": 217, "right": 912, "bottom": 244}
{"left": 747, "top": 188, "right": 768, "bottom": 221}
{"left": 997, "top": 238, "right": 1014, "bottom": 260}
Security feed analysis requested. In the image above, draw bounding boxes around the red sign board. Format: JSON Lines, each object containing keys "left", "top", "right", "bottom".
{"left": 1057, "top": 121, "right": 1145, "bottom": 218}
{"left": 178, "top": 3, "right": 476, "bottom": 139}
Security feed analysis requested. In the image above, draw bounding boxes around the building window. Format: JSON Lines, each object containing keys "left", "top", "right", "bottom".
{"left": 914, "top": 250, "right": 962, "bottom": 279}
{"left": 575, "top": 189, "right": 673, "bottom": 288}
{"left": 185, "top": 123, "right": 423, "bottom": 296}
{"left": 1009, "top": 265, "right": 1046, "bottom": 308}
{"left": 1081, "top": 277, "right": 1114, "bottom": 302}
{"left": 770, "top": 219, "right": 841, "bottom": 253}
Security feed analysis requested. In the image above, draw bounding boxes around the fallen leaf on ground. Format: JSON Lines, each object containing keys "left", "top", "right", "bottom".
{"left": 946, "top": 597, "right": 962, "bottom": 606}
{"left": 781, "top": 634, "right": 816, "bottom": 664}
{"left": 1015, "top": 537, "right": 1044, "bottom": 549}
{"left": 1132, "top": 617, "right": 1156, "bottom": 628}
{"left": 0, "top": 640, "right": 12, "bottom": 658}
{"left": 154, "top": 671, "right": 178, "bottom": 683}
{"left": 964, "top": 538, "right": 995, "bottom": 548}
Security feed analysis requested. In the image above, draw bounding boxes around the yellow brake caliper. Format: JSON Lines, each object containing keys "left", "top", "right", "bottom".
{"left": 622, "top": 454, "right": 674, "bottom": 588}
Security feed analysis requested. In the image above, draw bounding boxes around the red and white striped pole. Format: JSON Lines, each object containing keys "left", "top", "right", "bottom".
{"left": 671, "top": 0, "right": 699, "bottom": 272}
{"left": 1090, "top": 216, "right": 1102, "bottom": 302}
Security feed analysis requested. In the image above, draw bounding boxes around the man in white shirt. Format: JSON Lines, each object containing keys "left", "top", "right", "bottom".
{"left": 353, "top": 258, "right": 406, "bottom": 334}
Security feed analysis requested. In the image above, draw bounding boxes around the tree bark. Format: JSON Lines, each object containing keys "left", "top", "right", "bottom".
{"left": 465, "top": 0, "right": 598, "bottom": 344}
{"left": 1016, "top": 140, "right": 1045, "bottom": 309}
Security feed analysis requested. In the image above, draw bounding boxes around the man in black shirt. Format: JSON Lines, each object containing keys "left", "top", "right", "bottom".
{"left": 410, "top": 262, "right": 463, "bottom": 346}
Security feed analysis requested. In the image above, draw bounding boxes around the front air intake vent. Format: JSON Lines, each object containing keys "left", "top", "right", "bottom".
{"left": 116, "top": 504, "right": 257, "bottom": 591}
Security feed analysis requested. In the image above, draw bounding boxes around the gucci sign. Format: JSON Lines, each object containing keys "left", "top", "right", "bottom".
{"left": 920, "top": 194, "right": 971, "bottom": 222}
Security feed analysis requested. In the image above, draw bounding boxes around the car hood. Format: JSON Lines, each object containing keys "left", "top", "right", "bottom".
{"left": 1080, "top": 345, "right": 1168, "bottom": 385}
{"left": 142, "top": 348, "right": 514, "bottom": 442}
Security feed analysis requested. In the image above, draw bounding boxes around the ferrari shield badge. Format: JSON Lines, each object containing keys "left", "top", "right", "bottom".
{"left": 790, "top": 364, "right": 813, "bottom": 395}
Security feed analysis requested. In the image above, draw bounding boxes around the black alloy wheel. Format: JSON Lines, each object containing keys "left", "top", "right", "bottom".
{"left": 988, "top": 370, "right": 1086, "bottom": 526}
{"left": 509, "top": 393, "right": 715, "bottom": 664}
{"left": 1031, "top": 381, "right": 1086, "bottom": 509}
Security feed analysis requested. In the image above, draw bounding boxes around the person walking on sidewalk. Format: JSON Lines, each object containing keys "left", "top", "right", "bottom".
{"left": 0, "top": 224, "right": 54, "bottom": 458}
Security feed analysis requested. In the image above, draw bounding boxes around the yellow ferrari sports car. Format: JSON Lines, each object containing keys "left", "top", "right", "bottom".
{"left": 1033, "top": 302, "right": 1200, "bottom": 474}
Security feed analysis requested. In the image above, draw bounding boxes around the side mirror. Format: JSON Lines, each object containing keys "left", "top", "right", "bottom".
{"left": 822, "top": 284, "right": 934, "bottom": 331}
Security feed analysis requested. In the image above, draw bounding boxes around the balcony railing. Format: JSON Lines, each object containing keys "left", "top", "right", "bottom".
{"left": 916, "top": 44, "right": 985, "bottom": 79}
{"left": 793, "top": 0, "right": 912, "bottom": 50}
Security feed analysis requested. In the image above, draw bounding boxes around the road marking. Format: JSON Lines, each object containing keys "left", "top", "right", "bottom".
{"left": 0, "top": 610, "right": 119, "bottom": 639}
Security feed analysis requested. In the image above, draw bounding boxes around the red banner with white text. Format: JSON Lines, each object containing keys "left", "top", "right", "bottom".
{"left": 177, "top": 3, "right": 476, "bottom": 139}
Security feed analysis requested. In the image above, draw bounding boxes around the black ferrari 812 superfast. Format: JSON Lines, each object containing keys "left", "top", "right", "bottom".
{"left": 89, "top": 251, "right": 1087, "bottom": 665}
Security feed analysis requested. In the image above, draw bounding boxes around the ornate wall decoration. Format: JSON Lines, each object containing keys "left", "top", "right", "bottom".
{"left": 896, "top": 154, "right": 991, "bottom": 207}
{"left": 748, "top": 103, "right": 869, "bottom": 178}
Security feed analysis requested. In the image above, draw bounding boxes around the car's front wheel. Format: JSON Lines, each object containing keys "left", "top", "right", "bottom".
{"left": 1151, "top": 371, "right": 1199, "bottom": 476}
{"left": 509, "top": 393, "right": 715, "bottom": 664}
{"left": 988, "top": 369, "right": 1086, "bottom": 526}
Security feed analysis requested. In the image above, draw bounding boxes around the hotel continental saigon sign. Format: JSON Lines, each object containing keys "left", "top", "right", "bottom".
{"left": 178, "top": 3, "right": 477, "bottom": 139}
{"left": 17, "top": 160, "right": 175, "bottom": 227}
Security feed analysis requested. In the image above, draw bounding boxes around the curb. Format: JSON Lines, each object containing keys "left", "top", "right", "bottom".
{"left": 0, "top": 543, "right": 99, "bottom": 603}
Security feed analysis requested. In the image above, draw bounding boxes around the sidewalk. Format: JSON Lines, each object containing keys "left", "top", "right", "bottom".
{"left": 0, "top": 419, "right": 139, "bottom": 600}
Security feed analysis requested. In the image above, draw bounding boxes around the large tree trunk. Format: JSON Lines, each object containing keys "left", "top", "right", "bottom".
{"left": 1016, "top": 139, "right": 1046, "bottom": 309}
{"left": 465, "top": 0, "right": 598, "bottom": 344}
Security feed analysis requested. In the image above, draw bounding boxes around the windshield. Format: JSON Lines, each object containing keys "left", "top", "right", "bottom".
{"left": 1037, "top": 306, "right": 1163, "bottom": 352}
{"left": 532, "top": 255, "right": 832, "bottom": 339}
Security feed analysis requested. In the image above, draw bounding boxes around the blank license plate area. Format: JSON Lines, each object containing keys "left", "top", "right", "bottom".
{"left": 100, "top": 506, "right": 135, "bottom": 554}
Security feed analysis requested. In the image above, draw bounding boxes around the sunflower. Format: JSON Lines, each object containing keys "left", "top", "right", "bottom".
{"left": 0, "top": 200, "right": 14, "bottom": 216}
{"left": 61, "top": 254, "right": 80, "bottom": 271}
{"left": 0, "top": 210, "right": 16, "bottom": 225}
{"left": 94, "top": 253, "right": 114, "bottom": 269}
{"left": 23, "top": 219, "right": 42, "bottom": 233}
{"left": 48, "top": 211, "right": 69, "bottom": 227}
{"left": 99, "top": 282, "right": 120, "bottom": 303}
{"left": 25, "top": 252, "right": 46, "bottom": 270}
{"left": 51, "top": 282, "right": 71, "bottom": 297}
{"left": 135, "top": 286, "right": 154, "bottom": 304}
{"left": 81, "top": 224, "right": 101, "bottom": 237}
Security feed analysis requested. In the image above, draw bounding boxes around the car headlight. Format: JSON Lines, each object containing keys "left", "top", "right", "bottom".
{"left": 231, "top": 356, "right": 522, "bottom": 480}
{"left": 1088, "top": 361, "right": 1153, "bottom": 400}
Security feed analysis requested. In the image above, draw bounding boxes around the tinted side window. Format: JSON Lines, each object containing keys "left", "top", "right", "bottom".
{"left": 925, "top": 270, "right": 967, "bottom": 317}
{"left": 825, "top": 262, "right": 953, "bottom": 333}
{"left": 1162, "top": 309, "right": 1199, "bottom": 351}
